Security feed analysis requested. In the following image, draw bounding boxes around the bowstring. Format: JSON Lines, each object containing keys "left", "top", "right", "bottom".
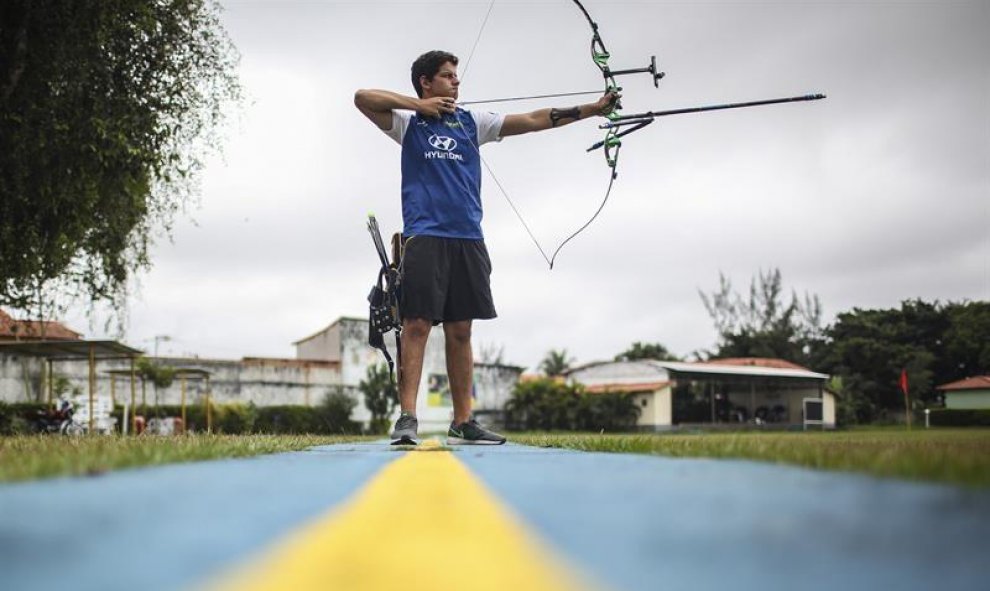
{"left": 457, "top": 0, "right": 554, "bottom": 267}
{"left": 458, "top": 0, "right": 495, "bottom": 85}
{"left": 548, "top": 165, "right": 617, "bottom": 269}
{"left": 455, "top": 0, "right": 618, "bottom": 270}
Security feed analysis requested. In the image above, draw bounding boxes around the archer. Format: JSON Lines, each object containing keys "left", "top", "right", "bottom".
{"left": 354, "top": 50, "right": 616, "bottom": 445}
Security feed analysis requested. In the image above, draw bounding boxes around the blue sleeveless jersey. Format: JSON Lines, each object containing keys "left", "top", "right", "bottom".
{"left": 400, "top": 109, "right": 485, "bottom": 240}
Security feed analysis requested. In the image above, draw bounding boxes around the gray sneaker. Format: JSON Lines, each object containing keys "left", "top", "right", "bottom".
{"left": 390, "top": 413, "right": 418, "bottom": 445}
{"left": 447, "top": 419, "right": 506, "bottom": 445}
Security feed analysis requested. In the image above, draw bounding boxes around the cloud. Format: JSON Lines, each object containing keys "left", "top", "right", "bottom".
{"left": 54, "top": 1, "right": 987, "bottom": 372}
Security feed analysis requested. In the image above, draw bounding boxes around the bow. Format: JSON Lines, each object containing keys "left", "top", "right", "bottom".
{"left": 458, "top": 0, "right": 824, "bottom": 269}
{"left": 545, "top": 0, "right": 666, "bottom": 266}
{"left": 458, "top": 0, "right": 667, "bottom": 268}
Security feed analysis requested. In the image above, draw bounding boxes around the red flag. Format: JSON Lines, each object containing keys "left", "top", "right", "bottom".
{"left": 899, "top": 369, "right": 909, "bottom": 397}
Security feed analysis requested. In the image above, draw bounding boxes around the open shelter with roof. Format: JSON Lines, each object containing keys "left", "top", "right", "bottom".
{"left": 0, "top": 340, "right": 143, "bottom": 432}
{"left": 567, "top": 357, "right": 834, "bottom": 430}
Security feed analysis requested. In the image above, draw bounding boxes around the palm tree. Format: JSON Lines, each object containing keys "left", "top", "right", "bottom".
{"left": 539, "top": 349, "right": 574, "bottom": 377}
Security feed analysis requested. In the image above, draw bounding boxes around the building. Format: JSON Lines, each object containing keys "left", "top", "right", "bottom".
{"left": 567, "top": 357, "right": 834, "bottom": 430}
{"left": 937, "top": 376, "right": 990, "bottom": 410}
{"left": 1, "top": 309, "right": 88, "bottom": 403}
{"left": 0, "top": 311, "right": 523, "bottom": 431}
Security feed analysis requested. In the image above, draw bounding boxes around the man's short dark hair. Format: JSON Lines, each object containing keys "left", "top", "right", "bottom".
{"left": 411, "top": 50, "right": 459, "bottom": 98}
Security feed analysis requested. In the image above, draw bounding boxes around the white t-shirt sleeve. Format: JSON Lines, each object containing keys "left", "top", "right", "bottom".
{"left": 384, "top": 110, "right": 412, "bottom": 145}
{"left": 470, "top": 110, "right": 505, "bottom": 145}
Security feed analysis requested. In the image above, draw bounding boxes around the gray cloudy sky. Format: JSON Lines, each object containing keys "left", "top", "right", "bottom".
{"left": 65, "top": 0, "right": 988, "bottom": 370}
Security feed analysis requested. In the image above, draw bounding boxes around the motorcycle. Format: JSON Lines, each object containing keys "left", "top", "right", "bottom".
{"left": 34, "top": 398, "right": 84, "bottom": 435}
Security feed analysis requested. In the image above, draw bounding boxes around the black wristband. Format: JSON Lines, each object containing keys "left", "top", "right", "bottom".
{"left": 550, "top": 106, "right": 581, "bottom": 127}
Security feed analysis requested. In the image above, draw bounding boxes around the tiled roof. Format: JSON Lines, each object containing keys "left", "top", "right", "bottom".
{"left": 0, "top": 309, "right": 82, "bottom": 341}
{"left": 700, "top": 357, "right": 810, "bottom": 371}
{"left": 936, "top": 376, "right": 990, "bottom": 391}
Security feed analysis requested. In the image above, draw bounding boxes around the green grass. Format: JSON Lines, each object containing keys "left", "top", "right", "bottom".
{"left": 0, "top": 434, "right": 374, "bottom": 483}
{"left": 5, "top": 430, "right": 989, "bottom": 489}
{"left": 510, "top": 428, "right": 990, "bottom": 488}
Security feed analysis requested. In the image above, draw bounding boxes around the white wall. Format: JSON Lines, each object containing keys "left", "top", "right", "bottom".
{"left": 295, "top": 323, "right": 342, "bottom": 362}
{"left": 0, "top": 354, "right": 342, "bottom": 409}
{"left": 823, "top": 391, "right": 837, "bottom": 427}
{"left": 0, "top": 353, "right": 44, "bottom": 403}
{"left": 945, "top": 390, "right": 990, "bottom": 409}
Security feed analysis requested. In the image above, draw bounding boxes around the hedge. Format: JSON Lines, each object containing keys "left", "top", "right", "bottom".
{"left": 0, "top": 402, "right": 48, "bottom": 434}
{"left": 1, "top": 398, "right": 362, "bottom": 436}
{"left": 927, "top": 408, "right": 990, "bottom": 427}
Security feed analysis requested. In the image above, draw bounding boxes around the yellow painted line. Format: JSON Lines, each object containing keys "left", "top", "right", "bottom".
{"left": 206, "top": 449, "right": 597, "bottom": 591}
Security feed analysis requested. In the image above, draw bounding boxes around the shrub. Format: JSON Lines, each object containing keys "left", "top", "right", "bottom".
{"left": 505, "top": 378, "right": 640, "bottom": 432}
{"left": 124, "top": 399, "right": 359, "bottom": 435}
{"left": 214, "top": 403, "right": 258, "bottom": 434}
{"left": 505, "top": 378, "right": 583, "bottom": 430}
{"left": 317, "top": 390, "right": 361, "bottom": 435}
{"left": 4, "top": 399, "right": 360, "bottom": 435}
{"left": 577, "top": 391, "right": 641, "bottom": 431}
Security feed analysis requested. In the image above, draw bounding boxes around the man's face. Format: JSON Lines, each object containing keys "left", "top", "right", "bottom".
{"left": 422, "top": 61, "right": 459, "bottom": 100}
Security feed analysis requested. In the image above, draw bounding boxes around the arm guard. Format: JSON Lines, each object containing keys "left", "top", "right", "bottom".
{"left": 550, "top": 106, "right": 581, "bottom": 127}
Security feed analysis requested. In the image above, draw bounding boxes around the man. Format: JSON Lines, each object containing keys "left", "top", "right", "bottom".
{"left": 354, "top": 50, "right": 616, "bottom": 445}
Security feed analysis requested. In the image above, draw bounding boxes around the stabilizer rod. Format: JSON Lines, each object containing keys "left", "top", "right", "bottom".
{"left": 607, "top": 93, "right": 826, "bottom": 124}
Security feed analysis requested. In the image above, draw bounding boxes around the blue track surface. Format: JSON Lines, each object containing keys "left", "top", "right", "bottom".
{"left": 1, "top": 442, "right": 988, "bottom": 591}
{"left": 461, "top": 445, "right": 990, "bottom": 590}
{"left": 0, "top": 443, "right": 393, "bottom": 591}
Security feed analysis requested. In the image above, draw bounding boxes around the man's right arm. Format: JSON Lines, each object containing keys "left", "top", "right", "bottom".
{"left": 354, "top": 89, "right": 450, "bottom": 131}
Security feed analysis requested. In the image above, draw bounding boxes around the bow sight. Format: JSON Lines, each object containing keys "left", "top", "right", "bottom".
{"left": 609, "top": 55, "right": 665, "bottom": 88}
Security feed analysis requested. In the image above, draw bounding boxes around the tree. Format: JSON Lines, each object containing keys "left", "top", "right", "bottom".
{"left": 941, "top": 301, "right": 990, "bottom": 380}
{"left": 359, "top": 363, "right": 398, "bottom": 434}
{"left": 1, "top": 1, "right": 240, "bottom": 314}
{"left": 136, "top": 357, "right": 175, "bottom": 390}
{"left": 699, "top": 268, "right": 823, "bottom": 365}
{"left": 136, "top": 357, "right": 175, "bottom": 413}
{"left": 539, "top": 349, "right": 574, "bottom": 377}
{"left": 477, "top": 342, "right": 505, "bottom": 365}
{"left": 615, "top": 342, "right": 679, "bottom": 362}
{"left": 826, "top": 375, "right": 878, "bottom": 426}
{"left": 817, "top": 300, "right": 988, "bottom": 421}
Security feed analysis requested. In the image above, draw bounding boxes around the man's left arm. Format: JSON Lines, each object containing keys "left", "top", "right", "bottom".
{"left": 499, "top": 92, "right": 618, "bottom": 137}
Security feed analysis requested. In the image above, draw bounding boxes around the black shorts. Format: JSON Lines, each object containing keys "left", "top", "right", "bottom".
{"left": 399, "top": 236, "right": 496, "bottom": 324}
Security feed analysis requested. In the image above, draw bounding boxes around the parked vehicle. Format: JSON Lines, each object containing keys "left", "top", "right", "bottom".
{"left": 34, "top": 398, "right": 83, "bottom": 435}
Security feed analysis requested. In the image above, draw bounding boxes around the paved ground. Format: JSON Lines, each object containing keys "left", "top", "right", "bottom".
{"left": 1, "top": 441, "right": 988, "bottom": 591}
